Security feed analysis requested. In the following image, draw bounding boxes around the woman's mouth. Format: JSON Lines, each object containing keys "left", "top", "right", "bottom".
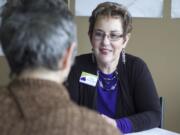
{"left": 99, "top": 48, "right": 112, "bottom": 55}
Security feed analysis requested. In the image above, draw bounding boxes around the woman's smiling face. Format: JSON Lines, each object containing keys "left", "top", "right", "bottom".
{"left": 91, "top": 16, "right": 129, "bottom": 67}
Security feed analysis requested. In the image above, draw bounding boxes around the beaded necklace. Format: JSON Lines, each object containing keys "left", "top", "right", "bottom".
{"left": 97, "top": 70, "right": 118, "bottom": 91}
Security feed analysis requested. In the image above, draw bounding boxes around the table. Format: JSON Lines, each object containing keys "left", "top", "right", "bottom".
{"left": 125, "top": 128, "right": 180, "bottom": 135}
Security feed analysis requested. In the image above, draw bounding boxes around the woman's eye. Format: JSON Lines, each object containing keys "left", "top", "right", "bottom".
{"left": 96, "top": 32, "right": 103, "bottom": 36}
{"left": 110, "top": 34, "right": 118, "bottom": 39}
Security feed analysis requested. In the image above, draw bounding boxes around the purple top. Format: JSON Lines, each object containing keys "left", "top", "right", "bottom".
{"left": 97, "top": 71, "right": 132, "bottom": 133}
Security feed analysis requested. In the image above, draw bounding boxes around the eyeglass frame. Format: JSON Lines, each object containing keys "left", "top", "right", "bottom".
{"left": 93, "top": 30, "right": 124, "bottom": 41}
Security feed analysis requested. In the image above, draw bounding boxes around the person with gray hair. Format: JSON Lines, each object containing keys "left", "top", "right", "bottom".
{"left": 0, "top": 0, "right": 121, "bottom": 135}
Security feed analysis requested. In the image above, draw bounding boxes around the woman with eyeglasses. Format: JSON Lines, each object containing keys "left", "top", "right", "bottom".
{"left": 66, "top": 2, "right": 161, "bottom": 133}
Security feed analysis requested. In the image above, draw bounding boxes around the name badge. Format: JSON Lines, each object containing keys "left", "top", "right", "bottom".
{"left": 79, "top": 71, "right": 98, "bottom": 87}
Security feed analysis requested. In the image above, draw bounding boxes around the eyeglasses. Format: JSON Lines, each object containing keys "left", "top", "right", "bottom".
{"left": 93, "top": 30, "right": 123, "bottom": 41}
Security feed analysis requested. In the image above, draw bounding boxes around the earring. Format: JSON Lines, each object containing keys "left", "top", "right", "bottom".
{"left": 122, "top": 48, "right": 126, "bottom": 64}
{"left": 92, "top": 48, "right": 95, "bottom": 63}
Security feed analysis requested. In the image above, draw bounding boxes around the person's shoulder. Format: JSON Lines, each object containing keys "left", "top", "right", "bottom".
{"left": 75, "top": 53, "right": 93, "bottom": 64}
{"left": 71, "top": 53, "right": 95, "bottom": 71}
{"left": 67, "top": 103, "right": 120, "bottom": 135}
{"left": 125, "top": 54, "right": 151, "bottom": 77}
{"left": 126, "top": 53, "right": 147, "bottom": 67}
{"left": 0, "top": 86, "right": 12, "bottom": 105}
{"left": 0, "top": 86, "right": 20, "bottom": 126}
{"left": 0, "top": 86, "right": 17, "bottom": 110}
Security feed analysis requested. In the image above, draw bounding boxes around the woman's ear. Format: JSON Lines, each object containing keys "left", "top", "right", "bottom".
{"left": 58, "top": 42, "right": 76, "bottom": 74}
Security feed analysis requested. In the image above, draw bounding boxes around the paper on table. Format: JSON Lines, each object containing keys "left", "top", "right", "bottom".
{"left": 125, "top": 128, "right": 180, "bottom": 135}
{"left": 75, "top": 0, "right": 164, "bottom": 18}
{"left": 171, "top": 0, "right": 180, "bottom": 18}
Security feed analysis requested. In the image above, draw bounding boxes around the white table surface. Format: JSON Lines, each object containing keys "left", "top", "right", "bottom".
{"left": 125, "top": 128, "right": 180, "bottom": 135}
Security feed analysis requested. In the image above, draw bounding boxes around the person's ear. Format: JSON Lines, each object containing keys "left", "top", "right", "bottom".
{"left": 59, "top": 42, "right": 76, "bottom": 72}
{"left": 122, "top": 33, "right": 131, "bottom": 48}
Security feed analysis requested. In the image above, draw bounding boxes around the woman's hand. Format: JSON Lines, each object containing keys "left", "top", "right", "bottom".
{"left": 101, "top": 114, "right": 117, "bottom": 128}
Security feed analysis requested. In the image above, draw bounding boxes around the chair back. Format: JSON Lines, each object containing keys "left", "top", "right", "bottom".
{"left": 159, "top": 96, "right": 164, "bottom": 128}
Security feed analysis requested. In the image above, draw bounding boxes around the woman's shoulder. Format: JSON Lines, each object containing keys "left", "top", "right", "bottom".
{"left": 70, "top": 53, "right": 96, "bottom": 73}
{"left": 75, "top": 53, "right": 93, "bottom": 63}
{"left": 126, "top": 53, "right": 147, "bottom": 66}
{"left": 124, "top": 53, "right": 150, "bottom": 74}
{"left": 74, "top": 53, "right": 95, "bottom": 68}
{"left": 124, "top": 53, "right": 152, "bottom": 80}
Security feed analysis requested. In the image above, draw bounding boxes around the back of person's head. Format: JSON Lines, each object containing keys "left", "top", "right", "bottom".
{"left": 88, "top": 1, "right": 132, "bottom": 39}
{"left": 0, "top": 0, "right": 77, "bottom": 77}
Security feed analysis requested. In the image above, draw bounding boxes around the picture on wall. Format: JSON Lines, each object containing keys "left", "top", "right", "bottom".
{"left": 171, "top": 0, "right": 180, "bottom": 18}
{"left": 75, "top": 0, "right": 164, "bottom": 18}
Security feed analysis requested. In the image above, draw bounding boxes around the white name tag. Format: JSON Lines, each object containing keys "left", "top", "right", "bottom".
{"left": 79, "top": 71, "right": 98, "bottom": 87}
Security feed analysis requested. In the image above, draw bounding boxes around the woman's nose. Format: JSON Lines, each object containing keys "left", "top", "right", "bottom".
{"left": 102, "top": 34, "right": 111, "bottom": 45}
